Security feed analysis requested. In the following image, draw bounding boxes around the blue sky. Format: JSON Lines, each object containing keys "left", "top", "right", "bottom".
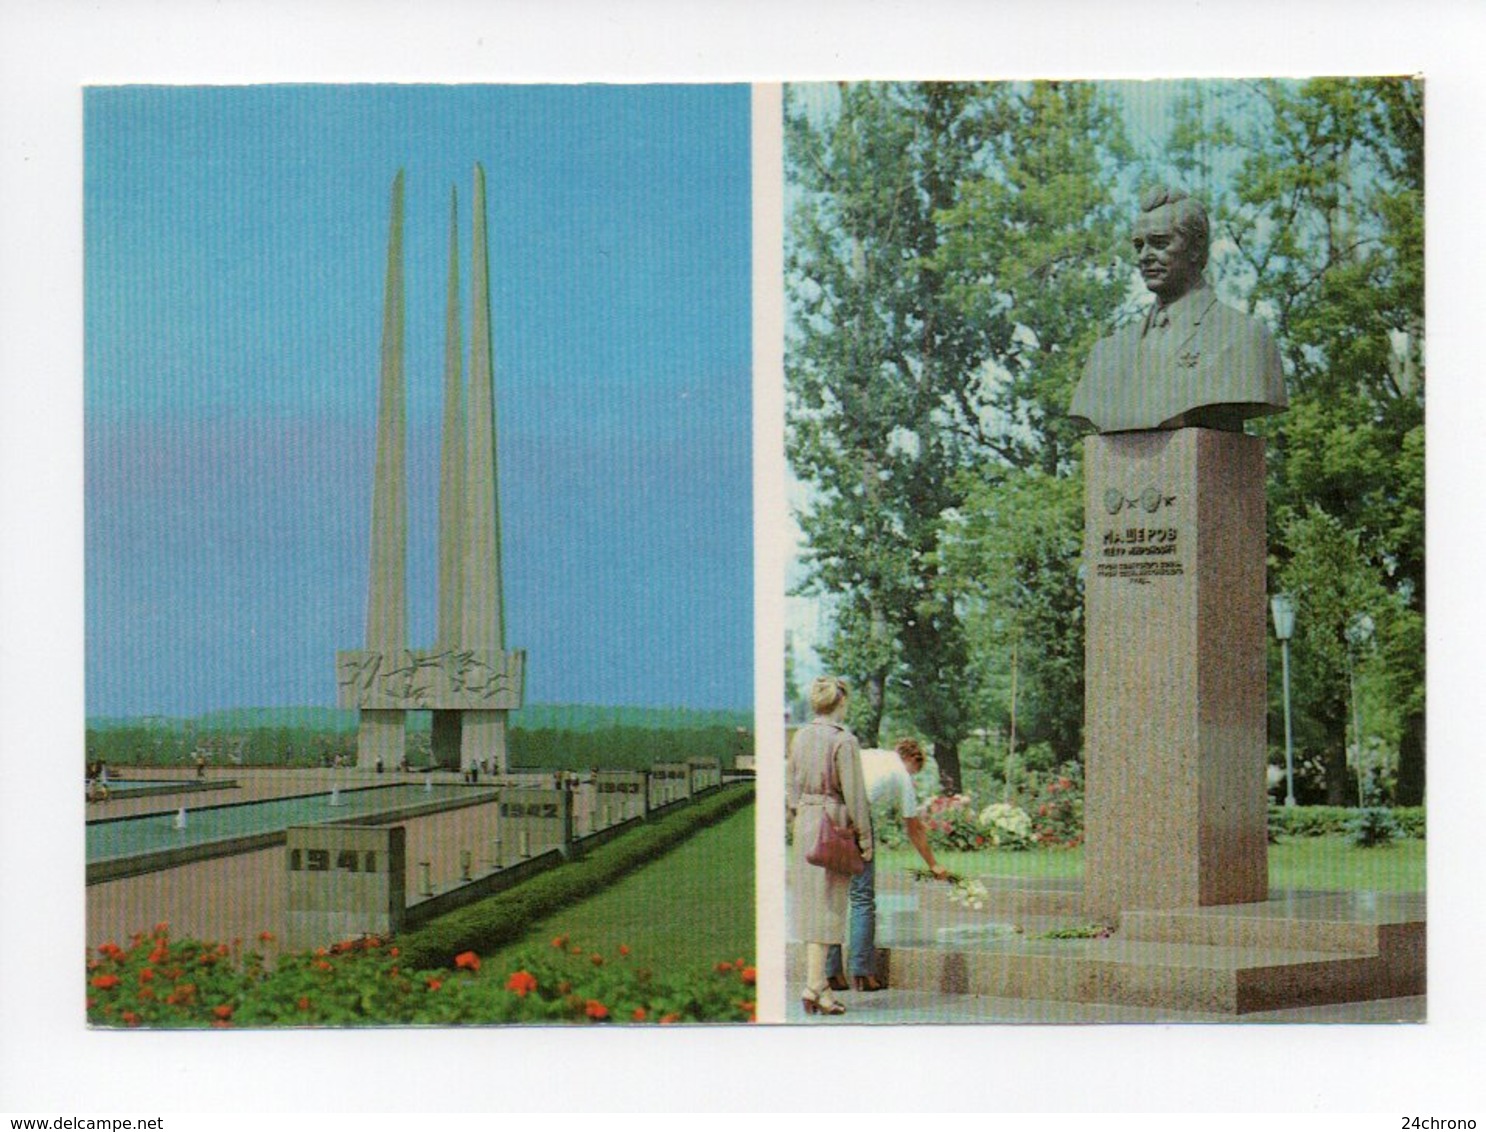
{"left": 85, "top": 85, "right": 753, "bottom": 717}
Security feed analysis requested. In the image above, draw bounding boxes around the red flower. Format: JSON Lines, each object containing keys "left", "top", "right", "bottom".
{"left": 740, "top": 966, "right": 756, "bottom": 985}
{"left": 505, "top": 971, "right": 538, "bottom": 998}
{"left": 715, "top": 961, "right": 733, "bottom": 974}
{"left": 454, "top": 951, "right": 481, "bottom": 972}
{"left": 389, "top": 946, "right": 399, "bottom": 958}
{"left": 584, "top": 1000, "right": 609, "bottom": 1020}
{"left": 314, "top": 960, "right": 331, "bottom": 972}
{"left": 138, "top": 968, "right": 155, "bottom": 982}
{"left": 426, "top": 977, "right": 443, "bottom": 991}
{"left": 659, "top": 1013, "right": 681, "bottom": 1025}
{"left": 631, "top": 1007, "right": 647, "bottom": 1021}
{"left": 551, "top": 934, "right": 569, "bottom": 949}
{"left": 618, "top": 944, "right": 631, "bottom": 956}
{"left": 212, "top": 1004, "right": 234, "bottom": 1020}
{"left": 148, "top": 946, "right": 168, "bottom": 964}
{"left": 98, "top": 942, "right": 122, "bottom": 959}
{"left": 122, "top": 1011, "right": 142, "bottom": 1027}
{"left": 90, "top": 974, "right": 120, "bottom": 990}
{"left": 590, "top": 954, "right": 604, "bottom": 967}
{"left": 258, "top": 931, "right": 275, "bottom": 943}
{"left": 297, "top": 996, "right": 311, "bottom": 1011}
{"left": 153, "top": 921, "right": 170, "bottom": 936}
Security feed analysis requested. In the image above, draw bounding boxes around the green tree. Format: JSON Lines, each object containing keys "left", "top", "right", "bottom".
{"left": 787, "top": 82, "right": 1129, "bottom": 790}
{"left": 1170, "top": 77, "right": 1424, "bottom": 802}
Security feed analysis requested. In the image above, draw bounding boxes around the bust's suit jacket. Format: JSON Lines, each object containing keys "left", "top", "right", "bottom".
{"left": 1069, "top": 281, "right": 1287, "bottom": 433}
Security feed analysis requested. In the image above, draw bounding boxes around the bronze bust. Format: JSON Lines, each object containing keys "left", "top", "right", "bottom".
{"left": 1069, "top": 186, "right": 1287, "bottom": 433}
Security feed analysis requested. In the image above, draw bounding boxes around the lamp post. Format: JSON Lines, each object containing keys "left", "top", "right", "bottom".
{"left": 1345, "top": 612, "right": 1376, "bottom": 806}
{"left": 1270, "top": 593, "right": 1297, "bottom": 807}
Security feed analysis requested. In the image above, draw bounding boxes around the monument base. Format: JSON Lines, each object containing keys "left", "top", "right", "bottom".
{"left": 357, "top": 709, "right": 405, "bottom": 770}
{"left": 868, "top": 879, "right": 1424, "bottom": 1017}
{"left": 461, "top": 709, "right": 509, "bottom": 774}
{"left": 1082, "top": 428, "right": 1268, "bottom": 922}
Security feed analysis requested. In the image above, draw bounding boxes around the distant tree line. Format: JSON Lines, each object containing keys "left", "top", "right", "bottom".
{"left": 85, "top": 706, "right": 754, "bottom": 772}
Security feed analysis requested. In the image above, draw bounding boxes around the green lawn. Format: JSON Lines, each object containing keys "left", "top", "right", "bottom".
{"left": 1267, "top": 835, "right": 1425, "bottom": 892}
{"left": 481, "top": 803, "right": 755, "bottom": 976}
{"left": 880, "top": 835, "right": 1425, "bottom": 892}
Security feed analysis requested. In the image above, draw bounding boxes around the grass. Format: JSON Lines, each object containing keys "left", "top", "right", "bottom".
{"left": 479, "top": 803, "right": 755, "bottom": 975}
{"left": 1267, "top": 835, "right": 1425, "bottom": 892}
{"left": 880, "top": 845, "right": 1083, "bottom": 881}
{"left": 880, "top": 835, "right": 1425, "bottom": 892}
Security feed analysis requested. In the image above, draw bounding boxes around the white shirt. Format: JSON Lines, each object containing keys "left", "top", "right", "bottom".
{"left": 858, "top": 749, "right": 921, "bottom": 821}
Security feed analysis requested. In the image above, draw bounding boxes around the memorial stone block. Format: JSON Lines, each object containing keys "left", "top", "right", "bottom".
{"left": 494, "top": 787, "right": 571, "bottom": 868}
{"left": 687, "top": 756, "right": 721, "bottom": 793}
{"left": 594, "top": 769, "right": 647, "bottom": 826}
{"left": 285, "top": 825, "right": 406, "bottom": 952}
{"left": 649, "top": 762, "right": 692, "bottom": 808}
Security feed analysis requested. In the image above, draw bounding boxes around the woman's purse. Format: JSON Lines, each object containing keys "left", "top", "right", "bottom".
{"left": 805, "top": 743, "right": 865, "bottom": 876}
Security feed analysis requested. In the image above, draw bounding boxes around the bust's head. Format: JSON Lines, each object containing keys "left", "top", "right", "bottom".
{"left": 1132, "top": 186, "right": 1209, "bottom": 304}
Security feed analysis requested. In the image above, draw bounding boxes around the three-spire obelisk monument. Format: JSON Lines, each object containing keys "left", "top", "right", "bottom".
{"left": 337, "top": 167, "right": 525, "bottom": 772}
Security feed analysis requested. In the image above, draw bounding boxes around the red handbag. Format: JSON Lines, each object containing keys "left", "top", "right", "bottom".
{"left": 804, "top": 744, "right": 865, "bottom": 876}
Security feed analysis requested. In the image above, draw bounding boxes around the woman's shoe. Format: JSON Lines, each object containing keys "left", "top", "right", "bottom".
{"left": 852, "top": 974, "right": 885, "bottom": 993}
{"left": 815, "top": 992, "right": 848, "bottom": 1016}
{"left": 801, "top": 989, "right": 848, "bottom": 1016}
{"left": 826, "top": 974, "right": 849, "bottom": 992}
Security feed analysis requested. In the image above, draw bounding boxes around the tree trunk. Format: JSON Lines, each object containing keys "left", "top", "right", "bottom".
{"left": 934, "top": 737, "right": 963, "bottom": 794}
{"left": 857, "top": 671, "right": 886, "bottom": 749}
{"left": 1324, "top": 739, "right": 1350, "bottom": 805}
{"left": 1395, "top": 709, "right": 1425, "bottom": 805}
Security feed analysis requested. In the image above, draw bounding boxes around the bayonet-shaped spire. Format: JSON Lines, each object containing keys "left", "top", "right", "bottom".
{"left": 366, "top": 169, "right": 407, "bottom": 654}
{"left": 462, "top": 162, "right": 506, "bottom": 651}
{"left": 436, "top": 185, "right": 466, "bottom": 650}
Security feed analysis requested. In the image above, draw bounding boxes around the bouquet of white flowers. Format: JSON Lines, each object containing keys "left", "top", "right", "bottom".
{"left": 911, "top": 869, "right": 988, "bottom": 911}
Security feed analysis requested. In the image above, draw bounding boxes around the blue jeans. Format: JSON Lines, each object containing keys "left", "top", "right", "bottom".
{"left": 824, "top": 857, "right": 876, "bottom": 979}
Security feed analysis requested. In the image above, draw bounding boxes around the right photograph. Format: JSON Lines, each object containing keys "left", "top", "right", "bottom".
{"left": 781, "top": 79, "right": 1424, "bottom": 1023}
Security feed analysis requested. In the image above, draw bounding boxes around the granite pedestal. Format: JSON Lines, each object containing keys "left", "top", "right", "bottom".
{"left": 1082, "top": 428, "right": 1268, "bottom": 922}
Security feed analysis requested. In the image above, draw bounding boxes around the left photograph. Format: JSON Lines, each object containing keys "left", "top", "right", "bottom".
{"left": 84, "top": 84, "right": 757, "bottom": 1026}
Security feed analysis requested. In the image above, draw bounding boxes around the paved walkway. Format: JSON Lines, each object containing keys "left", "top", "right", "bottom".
{"left": 785, "top": 984, "right": 1426, "bottom": 1024}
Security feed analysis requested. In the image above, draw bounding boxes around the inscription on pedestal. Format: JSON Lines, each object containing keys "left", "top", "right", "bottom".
{"left": 1094, "top": 485, "right": 1185, "bottom": 583}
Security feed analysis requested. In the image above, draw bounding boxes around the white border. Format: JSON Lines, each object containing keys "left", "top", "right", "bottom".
{"left": 3, "top": 0, "right": 1483, "bottom": 1117}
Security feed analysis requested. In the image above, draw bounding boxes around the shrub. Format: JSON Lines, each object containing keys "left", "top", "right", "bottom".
{"left": 1349, "top": 807, "right": 1401, "bottom": 848}
{"left": 921, "top": 794, "right": 991, "bottom": 853}
{"left": 1029, "top": 766, "right": 1084, "bottom": 848}
{"left": 1267, "top": 805, "right": 1425, "bottom": 841}
{"left": 397, "top": 784, "right": 753, "bottom": 969}
{"left": 977, "top": 802, "right": 1034, "bottom": 850}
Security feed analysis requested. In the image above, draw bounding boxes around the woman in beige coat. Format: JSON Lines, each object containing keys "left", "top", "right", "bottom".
{"left": 787, "top": 676, "right": 873, "bottom": 1016}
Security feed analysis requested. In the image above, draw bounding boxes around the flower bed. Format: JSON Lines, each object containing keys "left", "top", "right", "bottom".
{"left": 86, "top": 926, "right": 755, "bottom": 1027}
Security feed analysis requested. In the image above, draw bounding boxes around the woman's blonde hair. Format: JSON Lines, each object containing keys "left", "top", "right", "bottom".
{"left": 808, "top": 676, "right": 848, "bottom": 715}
